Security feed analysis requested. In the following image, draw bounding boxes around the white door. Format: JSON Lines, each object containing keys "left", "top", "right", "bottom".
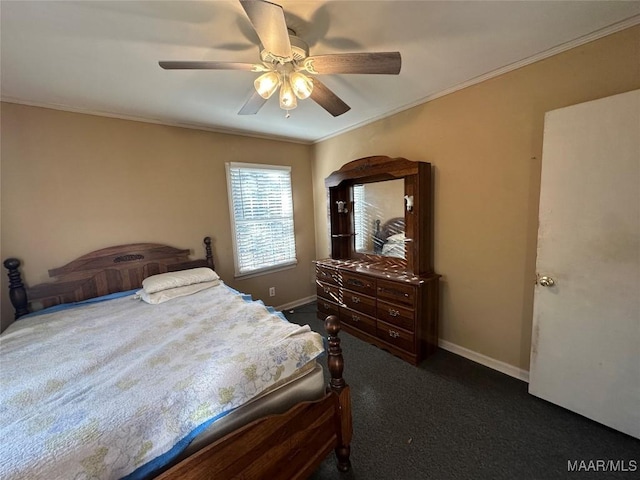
{"left": 529, "top": 90, "right": 640, "bottom": 439}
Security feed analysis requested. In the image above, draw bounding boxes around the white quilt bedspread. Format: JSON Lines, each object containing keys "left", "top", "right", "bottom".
{"left": 0, "top": 285, "right": 324, "bottom": 479}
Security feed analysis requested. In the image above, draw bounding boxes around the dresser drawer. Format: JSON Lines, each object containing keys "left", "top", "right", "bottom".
{"left": 342, "top": 271, "right": 376, "bottom": 296}
{"left": 377, "top": 300, "right": 414, "bottom": 331}
{"left": 316, "top": 280, "right": 341, "bottom": 304}
{"left": 340, "top": 307, "right": 376, "bottom": 336}
{"left": 377, "top": 320, "right": 415, "bottom": 353}
{"left": 343, "top": 290, "right": 376, "bottom": 317}
{"left": 317, "top": 298, "right": 340, "bottom": 318}
{"left": 316, "top": 265, "right": 340, "bottom": 286}
{"left": 377, "top": 279, "right": 415, "bottom": 307}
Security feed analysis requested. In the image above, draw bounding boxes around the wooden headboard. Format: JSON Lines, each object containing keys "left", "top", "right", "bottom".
{"left": 373, "top": 217, "right": 405, "bottom": 253}
{"left": 376, "top": 217, "right": 405, "bottom": 241}
{"left": 4, "top": 237, "right": 214, "bottom": 319}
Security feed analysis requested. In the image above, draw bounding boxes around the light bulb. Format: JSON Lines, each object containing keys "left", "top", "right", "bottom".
{"left": 290, "top": 71, "right": 313, "bottom": 99}
{"left": 279, "top": 75, "right": 297, "bottom": 110}
{"left": 254, "top": 71, "right": 280, "bottom": 99}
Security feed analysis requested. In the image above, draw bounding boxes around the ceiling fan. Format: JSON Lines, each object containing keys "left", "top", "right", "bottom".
{"left": 159, "top": 0, "right": 401, "bottom": 118}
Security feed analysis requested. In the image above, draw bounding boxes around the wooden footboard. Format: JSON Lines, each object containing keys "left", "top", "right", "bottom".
{"left": 156, "top": 315, "right": 352, "bottom": 480}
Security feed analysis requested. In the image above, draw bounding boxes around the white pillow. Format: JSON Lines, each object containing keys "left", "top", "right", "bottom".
{"left": 386, "top": 232, "right": 406, "bottom": 243}
{"left": 142, "top": 268, "right": 219, "bottom": 294}
{"left": 138, "top": 280, "right": 220, "bottom": 304}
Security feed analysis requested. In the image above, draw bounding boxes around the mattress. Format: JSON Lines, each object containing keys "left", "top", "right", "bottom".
{"left": 0, "top": 283, "right": 325, "bottom": 480}
{"left": 166, "top": 362, "right": 325, "bottom": 470}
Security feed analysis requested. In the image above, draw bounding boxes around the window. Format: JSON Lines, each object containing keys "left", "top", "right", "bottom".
{"left": 226, "top": 162, "right": 297, "bottom": 277}
{"left": 353, "top": 184, "right": 365, "bottom": 251}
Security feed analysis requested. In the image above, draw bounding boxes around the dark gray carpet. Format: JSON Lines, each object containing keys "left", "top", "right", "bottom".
{"left": 283, "top": 303, "right": 639, "bottom": 480}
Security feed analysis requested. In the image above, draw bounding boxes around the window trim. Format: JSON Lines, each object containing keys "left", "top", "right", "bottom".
{"left": 225, "top": 162, "right": 298, "bottom": 279}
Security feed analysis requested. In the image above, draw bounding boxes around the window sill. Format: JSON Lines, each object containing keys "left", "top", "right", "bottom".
{"left": 234, "top": 261, "right": 298, "bottom": 280}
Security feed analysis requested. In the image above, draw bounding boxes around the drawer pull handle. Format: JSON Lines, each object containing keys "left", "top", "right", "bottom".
{"left": 323, "top": 303, "right": 329, "bottom": 309}
{"left": 324, "top": 287, "right": 330, "bottom": 294}
{"left": 389, "top": 329, "right": 400, "bottom": 338}
{"left": 379, "top": 287, "right": 411, "bottom": 299}
{"left": 389, "top": 309, "right": 400, "bottom": 317}
{"left": 352, "top": 315, "right": 360, "bottom": 322}
{"left": 352, "top": 296, "right": 360, "bottom": 304}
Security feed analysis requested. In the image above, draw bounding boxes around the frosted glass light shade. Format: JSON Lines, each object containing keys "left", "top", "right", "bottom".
{"left": 254, "top": 71, "right": 280, "bottom": 99}
{"left": 279, "top": 77, "right": 297, "bottom": 110}
{"left": 290, "top": 72, "right": 313, "bottom": 99}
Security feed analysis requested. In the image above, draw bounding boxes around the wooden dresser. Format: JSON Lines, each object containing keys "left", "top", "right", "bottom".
{"left": 316, "top": 259, "right": 439, "bottom": 365}
{"left": 318, "top": 155, "right": 440, "bottom": 365}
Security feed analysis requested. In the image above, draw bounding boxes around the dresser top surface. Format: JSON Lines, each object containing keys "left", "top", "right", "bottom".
{"left": 315, "top": 258, "right": 439, "bottom": 284}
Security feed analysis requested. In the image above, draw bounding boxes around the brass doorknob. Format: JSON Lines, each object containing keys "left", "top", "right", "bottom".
{"left": 539, "top": 276, "right": 555, "bottom": 287}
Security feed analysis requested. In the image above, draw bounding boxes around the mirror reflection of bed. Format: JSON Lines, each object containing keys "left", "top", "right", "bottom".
{"left": 353, "top": 179, "right": 405, "bottom": 258}
{"left": 374, "top": 217, "right": 406, "bottom": 257}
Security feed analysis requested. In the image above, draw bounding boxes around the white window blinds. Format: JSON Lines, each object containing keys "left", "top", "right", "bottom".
{"left": 226, "top": 163, "right": 297, "bottom": 277}
{"left": 353, "top": 184, "right": 365, "bottom": 251}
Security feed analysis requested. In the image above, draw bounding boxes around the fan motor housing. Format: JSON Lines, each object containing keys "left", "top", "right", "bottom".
{"left": 260, "top": 35, "right": 309, "bottom": 64}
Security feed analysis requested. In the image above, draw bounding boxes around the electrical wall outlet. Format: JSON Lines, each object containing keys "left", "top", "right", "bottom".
{"left": 269, "top": 287, "right": 276, "bottom": 297}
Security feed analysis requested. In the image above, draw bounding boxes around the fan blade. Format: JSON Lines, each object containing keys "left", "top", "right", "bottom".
{"left": 238, "top": 90, "right": 268, "bottom": 115}
{"left": 310, "top": 78, "right": 350, "bottom": 117}
{"left": 240, "top": 0, "right": 292, "bottom": 60}
{"left": 159, "top": 61, "right": 260, "bottom": 71}
{"left": 303, "top": 52, "right": 401, "bottom": 75}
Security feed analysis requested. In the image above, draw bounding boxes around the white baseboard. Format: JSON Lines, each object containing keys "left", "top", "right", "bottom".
{"left": 276, "top": 295, "right": 317, "bottom": 313}
{"left": 438, "top": 339, "right": 530, "bottom": 383}
{"left": 277, "top": 296, "right": 530, "bottom": 382}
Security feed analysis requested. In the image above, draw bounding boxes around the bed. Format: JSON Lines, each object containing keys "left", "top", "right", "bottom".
{"left": 1, "top": 237, "right": 352, "bottom": 480}
{"left": 373, "top": 217, "right": 406, "bottom": 258}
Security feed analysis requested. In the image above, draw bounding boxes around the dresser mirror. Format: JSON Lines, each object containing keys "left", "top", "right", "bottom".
{"left": 353, "top": 179, "right": 406, "bottom": 258}
{"left": 325, "top": 155, "right": 433, "bottom": 275}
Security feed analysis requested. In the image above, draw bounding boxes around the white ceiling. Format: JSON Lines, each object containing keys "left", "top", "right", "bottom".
{"left": 2, "top": 1, "right": 639, "bottom": 144}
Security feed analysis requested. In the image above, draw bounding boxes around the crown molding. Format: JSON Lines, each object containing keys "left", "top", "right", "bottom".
{"left": 0, "top": 97, "right": 314, "bottom": 145}
{"left": 2, "top": 16, "right": 638, "bottom": 146}
{"left": 313, "top": 15, "right": 640, "bottom": 144}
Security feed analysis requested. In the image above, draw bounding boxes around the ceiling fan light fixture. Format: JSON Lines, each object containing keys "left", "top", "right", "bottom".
{"left": 279, "top": 75, "right": 297, "bottom": 110}
{"left": 290, "top": 71, "right": 313, "bottom": 100}
{"left": 254, "top": 71, "right": 280, "bottom": 99}
{"left": 161, "top": 0, "right": 402, "bottom": 118}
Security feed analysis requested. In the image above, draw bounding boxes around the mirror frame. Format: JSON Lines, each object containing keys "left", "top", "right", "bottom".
{"left": 325, "top": 156, "right": 433, "bottom": 275}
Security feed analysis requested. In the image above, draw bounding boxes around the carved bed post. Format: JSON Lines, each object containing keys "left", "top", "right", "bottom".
{"left": 325, "top": 314, "right": 346, "bottom": 393}
{"left": 204, "top": 237, "right": 214, "bottom": 270}
{"left": 3, "top": 258, "right": 29, "bottom": 319}
{"left": 325, "top": 314, "right": 352, "bottom": 472}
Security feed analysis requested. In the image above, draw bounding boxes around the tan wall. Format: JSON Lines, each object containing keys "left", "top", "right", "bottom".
{"left": 1, "top": 104, "right": 316, "bottom": 331}
{"left": 2, "top": 26, "right": 638, "bottom": 371}
{"left": 312, "top": 26, "right": 640, "bottom": 371}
